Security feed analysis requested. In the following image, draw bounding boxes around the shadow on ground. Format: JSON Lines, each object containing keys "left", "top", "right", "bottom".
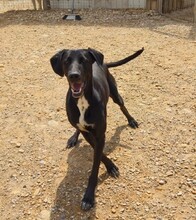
{"left": 50, "top": 125, "right": 128, "bottom": 220}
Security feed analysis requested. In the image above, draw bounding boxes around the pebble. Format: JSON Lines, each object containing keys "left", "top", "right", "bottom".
{"left": 159, "top": 179, "right": 167, "bottom": 185}
{"left": 191, "top": 190, "right": 196, "bottom": 195}
{"left": 166, "top": 170, "right": 174, "bottom": 177}
{"left": 16, "top": 143, "right": 21, "bottom": 148}
{"left": 41, "top": 34, "right": 49, "bottom": 38}
{"left": 192, "top": 180, "right": 196, "bottom": 185}
{"left": 48, "top": 120, "right": 59, "bottom": 127}
{"left": 111, "top": 208, "right": 116, "bottom": 214}
{"left": 31, "top": 191, "right": 39, "bottom": 200}
{"left": 18, "top": 149, "right": 24, "bottom": 153}
{"left": 29, "top": 60, "right": 35, "bottom": 64}
{"left": 39, "top": 210, "right": 50, "bottom": 220}
{"left": 177, "top": 191, "right": 183, "bottom": 196}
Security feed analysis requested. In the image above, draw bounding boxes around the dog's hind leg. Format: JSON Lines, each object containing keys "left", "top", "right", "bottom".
{"left": 108, "top": 73, "right": 138, "bottom": 128}
{"left": 67, "top": 129, "right": 80, "bottom": 148}
{"left": 101, "top": 154, "right": 119, "bottom": 178}
{"left": 82, "top": 132, "right": 119, "bottom": 178}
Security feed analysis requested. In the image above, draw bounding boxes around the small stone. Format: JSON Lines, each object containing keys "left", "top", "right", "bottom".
{"left": 120, "top": 208, "right": 125, "bottom": 213}
{"left": 39, "top": 210, "right": 50, "bottom": 220}
{"left": 177, "top": 191, "right": 183, "bottom": 196}
{"left": 33, "top": 188, "right": 40, "bottom": 197}
{"left": 111, "top": 208, "right": 116, "bottom": 214}
{"left": 16, "top": 143, "right": 21, "bottom": 148}
{"left": 29, "top": 60, "right": 35, "bottom": 64}
{"left": 159, "top": 179, "right": 167, "bottom": 185}
{"left": 166, "top": 107, "right": 172, "bottom": 112}
{"left": 40, "top": 160, "right": 46, "bottom": 165}
{"left": 41, "top": 34, "right": 49, "bottom": 38}
{"left": 48, "top": 120, "right": 59, "bottom": 127}
{"left": 43, "top": 197, "right": 51, "bottom": 204}
{"left": 18, "top": 149, "right": 24, "bottom": 153}
{"left": 21, "top": 192, "right": 29, "bottom": 197}
{"left": 166, "top": 170, "right": 174, "bottom": 177}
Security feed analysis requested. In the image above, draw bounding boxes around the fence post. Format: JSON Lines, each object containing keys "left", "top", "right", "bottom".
{"left": 194, "top": 0, "right": 196, "bottom": 23}
{"left": 158, "top": 0, "right": 163, "bottom": 13}
{"left": 43, "top": 0, "right": 51, "bottom": 10}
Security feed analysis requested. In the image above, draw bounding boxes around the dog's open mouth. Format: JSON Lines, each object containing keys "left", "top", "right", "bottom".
{"left": 70, "top": 82, "right": 85, "bottom": 98}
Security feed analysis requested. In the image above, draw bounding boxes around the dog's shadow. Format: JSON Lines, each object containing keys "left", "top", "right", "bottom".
{"left": 50, "top": 125, "right": 128, "bottom": 220}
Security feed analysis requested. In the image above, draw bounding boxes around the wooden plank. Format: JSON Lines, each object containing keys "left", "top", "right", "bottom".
{"left": 146, "top": 0, "right": 151, "bottom": 9}
{"left": 146, "top": 0, "right": 159, "bottom": 11}
{"left": 173, "top": 0, "right": 177, "bottom": 10}
{"left": 159, "top": 0, "right": 195, "bottom": 13}
{"left": 169, "top": 0, "right": 173, "bottom": 11}
{"left": 163, "top": 0, "right": 169, "bottom": 13}
{"left": 194, "top": 0, "right": 196, "bottom": 23}
{"left": 152, "top": 0, "right": 157, "bottom": 10}
{"left": 158, "top": 0, "right": 163, "bottom": 13}
{"left": 116, "top": 0, "right": 129, "bottom": 9}
{"left": 176, "top": 0, "right": 183, "bottom": 9}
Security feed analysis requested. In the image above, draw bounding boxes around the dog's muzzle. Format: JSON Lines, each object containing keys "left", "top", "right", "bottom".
{"left": 68, "top": 72, "right": 85, "bottom": 98}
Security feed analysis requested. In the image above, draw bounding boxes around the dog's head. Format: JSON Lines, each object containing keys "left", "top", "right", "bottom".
{"left": 50, "top": 48, "right": 104, "bottom": 98}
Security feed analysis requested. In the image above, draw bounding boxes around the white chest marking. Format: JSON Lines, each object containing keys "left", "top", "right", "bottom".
{"left": 77, "top": 96, "right": 94, "bottom": 132}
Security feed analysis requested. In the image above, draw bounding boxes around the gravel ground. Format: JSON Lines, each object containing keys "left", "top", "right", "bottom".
{"left": 0, "top": 9, "right": 196, "bottom": 220}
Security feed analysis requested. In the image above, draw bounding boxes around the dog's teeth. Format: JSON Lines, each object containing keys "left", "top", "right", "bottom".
{"left": 72, "top": 88, "right": 80, "bottom": 93}
{"left": 75, "top": 88, "right": 81, "bottom": 94}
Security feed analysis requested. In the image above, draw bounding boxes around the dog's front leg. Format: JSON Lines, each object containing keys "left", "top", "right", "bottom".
{"left": 81, "top": 134, "right": 105, "bottom": 211}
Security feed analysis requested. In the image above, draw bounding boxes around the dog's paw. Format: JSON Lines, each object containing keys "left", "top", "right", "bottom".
{"left": 81, "top": 197, "right": 94, "bottom": 211}
{"left": 108, "top": 165, "right": 120, "bottom": 178}
{"left": 128, "top": 118, "right": 139, "bottom": 129}
{"left": 67, "top": 135, "right": 78, "bottom": 148}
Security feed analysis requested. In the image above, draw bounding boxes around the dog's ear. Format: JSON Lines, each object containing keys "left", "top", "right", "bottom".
{"left": 88, "top": 48, "right": 104, "bottom": 66}
{"left": 50, "top": 50, "right": 66, "bottom": 77}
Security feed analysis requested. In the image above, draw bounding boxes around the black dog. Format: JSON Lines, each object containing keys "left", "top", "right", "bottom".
{"left": 50, "top": 47, "right": 144, "bottom": 211}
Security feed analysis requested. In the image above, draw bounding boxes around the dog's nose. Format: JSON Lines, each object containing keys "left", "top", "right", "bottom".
{"left": 68, "top": 72, "right": 81, "bottom": 81}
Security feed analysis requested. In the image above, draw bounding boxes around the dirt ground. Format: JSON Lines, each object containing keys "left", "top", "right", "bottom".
{"left": 0, "top": 8, "right": 196, "bottom": 220}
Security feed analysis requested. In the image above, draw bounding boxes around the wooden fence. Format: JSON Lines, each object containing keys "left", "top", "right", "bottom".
{"left": 1, "top": 0, "right": 195, "bottom": 14}
{"left": 50, "top": 0, "right": 146, "bottom": 9}
{"left": 162, "top": 0, "right": 195, "bottom": 13}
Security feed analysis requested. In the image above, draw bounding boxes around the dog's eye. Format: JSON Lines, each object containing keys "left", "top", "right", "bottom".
{"left": 79, "top": 57, "right": 85, "bottom": 64}
{"left": 65, "top": 57, "right": 72, "bottom": 64}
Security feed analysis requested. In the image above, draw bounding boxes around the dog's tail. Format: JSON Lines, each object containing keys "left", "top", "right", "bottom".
{"left": 106, "top": 47, "right": 144, "bottom": 68}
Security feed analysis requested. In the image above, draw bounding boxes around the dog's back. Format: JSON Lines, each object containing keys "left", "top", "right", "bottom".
{"left": 92, "top": 63, "right": 110, "bottom": 105}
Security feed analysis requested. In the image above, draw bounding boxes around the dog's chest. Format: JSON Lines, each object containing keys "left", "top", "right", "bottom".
{"left": 77, "top": 96, "right": 94, "bottom": 132}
